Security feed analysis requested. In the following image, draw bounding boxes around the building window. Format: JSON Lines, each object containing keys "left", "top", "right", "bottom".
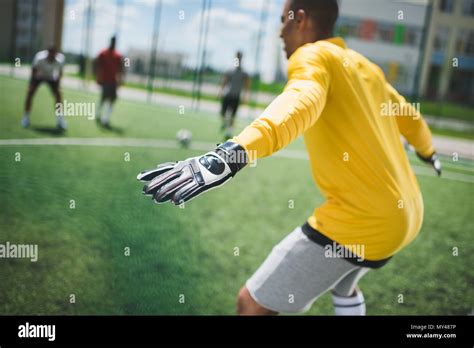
{"left": 439, "top": 0, "right": 455, "bottom": 12}
{"left": 360, "top": 20, "right": 377, "bottom": 41}
{"left": 434, "top": 26, "right": 450, "bottom": 52}
{"left": 456, "top": 29, "right": 474, "bottom": 55}
{"left": 376, "top": 23, "right": 394, "bottom": 43}
{"left": 462, "top": 0, "right": 474, "bottom": 16}
{"left": 405, "top": 28, "right": 420, "bottom": 46}
{"left": 348, "top": 23, "right": 360, "bottom": 38}
{"left": 335, "top": 17, "right": 361, "bottom": 39}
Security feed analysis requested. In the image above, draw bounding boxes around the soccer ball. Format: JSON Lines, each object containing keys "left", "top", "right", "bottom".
{"left": 176, "top": 129, "right": 192, "bottom": 148}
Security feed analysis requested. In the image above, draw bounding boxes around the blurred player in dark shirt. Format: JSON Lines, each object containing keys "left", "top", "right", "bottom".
{"left": 219, "top": 51, "right": 250, "bottom": 138}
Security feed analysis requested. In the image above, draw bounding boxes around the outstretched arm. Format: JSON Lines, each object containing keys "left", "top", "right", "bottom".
{"left": 234, "top": 45, "right": 330, "bottom": 162}
{"left": 137, "top": 45, "right": 331, "bottom": 205}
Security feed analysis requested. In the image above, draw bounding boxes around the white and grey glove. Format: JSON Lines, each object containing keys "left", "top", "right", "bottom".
{"left": 416, "top": 151, "right": 442, "bottom": 176}
{"left": 137, "top": 141, "right": 248, "bottom": 205}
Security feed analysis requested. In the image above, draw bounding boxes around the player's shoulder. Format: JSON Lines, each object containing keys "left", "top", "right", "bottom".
{"left": 34, "top": 50, "right": 49, "bottom": 61}
{"left": 288, "top": 41, "right": 332, "bottom": 72}
{"left": 56, "top": 53, "right": 65, "bottom": 64}
{"left": 234, "top": 67, "right": 248, "bottom": 76}
{"left": 348, "top": 48, "right": 385, "bottom": 78}
{"left": 225, "top": 68, "right": 234, "bottom": 77}
{"left": 98, "top": 48, "right": 108, "bottom": 57}
{"left": 291, "top": 42, "right": 321, "bottom": 60}
{"left": 290, "top": 38, "right": 346, "bottom": 65}
{"left": 347, "top": 47, "right": 371, "bottom": 63}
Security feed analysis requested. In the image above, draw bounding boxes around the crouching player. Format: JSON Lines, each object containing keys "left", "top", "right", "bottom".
{"left": 22, "top": 46, "right": 66, "bottom": 130}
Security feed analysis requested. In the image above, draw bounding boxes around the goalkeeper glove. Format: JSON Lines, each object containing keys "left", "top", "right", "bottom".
{"left": 137, "top": 141, "right": 248, "bottom": 205}
{"left": 416, "top": 151, "right": 442, "bottom": 176}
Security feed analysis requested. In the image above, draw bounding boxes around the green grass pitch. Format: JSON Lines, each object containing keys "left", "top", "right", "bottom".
{"left": 0, "top": 76, "right": 473, "bottom": 315}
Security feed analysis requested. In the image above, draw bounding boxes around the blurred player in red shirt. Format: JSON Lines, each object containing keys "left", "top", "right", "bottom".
{"left": 94, "top": 36, "right": 123, "bottom": 128}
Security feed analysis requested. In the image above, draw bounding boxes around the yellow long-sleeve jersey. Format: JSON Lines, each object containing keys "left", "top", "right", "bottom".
{"left": 234, "top": 37, "right": 435, "bottom": 261}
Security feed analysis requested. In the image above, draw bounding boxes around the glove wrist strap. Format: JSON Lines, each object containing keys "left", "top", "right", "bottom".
{"left": 215, "top": 141, "right": 248, "bottom": 176}
{"left": 416, "top": 151, "right": 436, "bottom": 163}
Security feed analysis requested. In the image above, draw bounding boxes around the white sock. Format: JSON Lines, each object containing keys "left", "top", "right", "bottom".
{"left": 99, "top": 102, "right": 107, "bottom": 122}
{"left": 99, "top": 102, "right": 108, "bottom": 123}
{"left": 56, "top": 112, "right": 66, "bottom": 128}
{"left": 101, "top": 101, "right": 113, "bottom": 124}
{"left": 332, "top": 289, "right": 366, "bottom": 316}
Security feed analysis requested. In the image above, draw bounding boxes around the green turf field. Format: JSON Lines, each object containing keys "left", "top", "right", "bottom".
{"left": 0, "top": 76, "right": 473, "bottom": 315}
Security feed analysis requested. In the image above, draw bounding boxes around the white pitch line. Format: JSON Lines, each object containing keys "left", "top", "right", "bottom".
{"left": 0, "top": 137, "right": 472, "bottom": 184}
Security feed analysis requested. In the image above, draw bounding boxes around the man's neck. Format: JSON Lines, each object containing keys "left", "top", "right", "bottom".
{"left": 314, "top": 32, "right": 333, "bottom": 42}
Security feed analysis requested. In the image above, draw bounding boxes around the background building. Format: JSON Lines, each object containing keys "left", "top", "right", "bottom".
{"left": 0, "top": 0, "right": 64, "bottom": 63}
{"left": 336, "top": 0, "right": 474, "bottom": 104}
{"left": 336, "top": 0, "right": 429, "bottom": 96}
{"left": 419, "top": 0, "right": 474, "bottom": 104}
{"left": 127, "top": 49, "right": 186, "bottom": 79}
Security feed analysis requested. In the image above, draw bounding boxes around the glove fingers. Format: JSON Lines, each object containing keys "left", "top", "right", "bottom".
{"left": 172, "top": 180, "right": 200, "bottom": 204}
{"left": 143, "top": 169, "right": 182, "bottom": 196}
{"left": 137, "top": 162, "right": 176, "bottom": 182}
{"left": 154, "top": 172, "right": 194, "bottom": 204}
{"left": 173, "top": 172, "right": 232, "bottom": 204}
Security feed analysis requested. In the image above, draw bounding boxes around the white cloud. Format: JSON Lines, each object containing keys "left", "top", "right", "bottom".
{"left": 208, "top": 7, "right": 258, "bottom": 28}
{"left": 238, "top": 0, "right": 264, "bottom": 12}
{"left": 134, "top": 0, "right": 177, "bottom": 6}
{"left": 167, "top": 7, "right": 259, "bottom": 70}
{"left": 64, "top": 0, "right": 150, "bottom": 53}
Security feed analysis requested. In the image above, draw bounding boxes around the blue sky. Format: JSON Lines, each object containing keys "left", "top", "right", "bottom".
{"left": 62, "top": 0, "right": 287, "bottom": 81}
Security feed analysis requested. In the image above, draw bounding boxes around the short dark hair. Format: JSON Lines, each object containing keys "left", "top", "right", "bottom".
{"left": 290, "top": 0, "right": 339, "bottom": 36}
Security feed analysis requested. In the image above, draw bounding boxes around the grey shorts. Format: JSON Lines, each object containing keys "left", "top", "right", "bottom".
{"left": 246, "top": 226, "right": 370, "bottom": 313}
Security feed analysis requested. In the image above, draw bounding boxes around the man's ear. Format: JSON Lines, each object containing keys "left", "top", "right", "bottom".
{"left": 295, "top": 9, "right": 306, "bottom": 24}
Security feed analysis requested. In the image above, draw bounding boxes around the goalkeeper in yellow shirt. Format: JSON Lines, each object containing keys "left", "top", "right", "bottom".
{"left": 138, "top": 0, "right": 441, "bottom": 315}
